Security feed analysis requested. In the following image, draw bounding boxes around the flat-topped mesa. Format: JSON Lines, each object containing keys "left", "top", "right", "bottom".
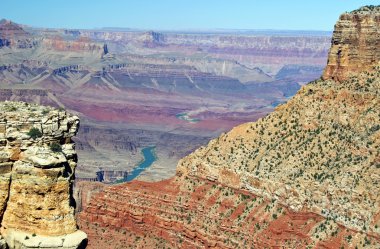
{"left": 0, "top": 101, "right": 87, "bottom": 249}
{"left": 323, "top": 5, "right": 380, "bottom": 81}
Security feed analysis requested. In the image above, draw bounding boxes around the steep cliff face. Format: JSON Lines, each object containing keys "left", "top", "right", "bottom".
{"left": 0, "top": 19, "right": 28, "bottom": 41}
{"left": 0, "top": 101, "right": 86, "bottom": 249}
{"left": 323, "top": 5, "right": 380, "bottom": 81}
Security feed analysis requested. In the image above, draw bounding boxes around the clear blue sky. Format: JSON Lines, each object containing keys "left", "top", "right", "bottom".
{"left": 1, "top": 0, "right": 379, "bottom": 31}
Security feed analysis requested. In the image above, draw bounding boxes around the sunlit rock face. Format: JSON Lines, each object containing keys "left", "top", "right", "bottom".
{"left": 323, "top": 6, "right": 380, "bottom": 81}
{"left": 0, "top": 101, "right": 87, "bottom": 249}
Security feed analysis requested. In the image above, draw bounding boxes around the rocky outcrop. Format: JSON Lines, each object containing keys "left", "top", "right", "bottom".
{"left": 0, "top": 20, "right": 35, "bottom": 49}
{"left": 52, "top": 65, "right": 86, "bottom": 76}
{"left": 140, "top": 31, "right": 166, "bottom": 48}
{"left": 323, "top": 5, "right": 380, "bottom": 81}
{"left": 0, "top": 19, "right": 28, "bottom": 38}
{"left": 0, "top": 101, "right": 86, "bottom": 248}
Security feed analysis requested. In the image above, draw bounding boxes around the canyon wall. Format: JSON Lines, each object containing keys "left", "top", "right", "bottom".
{"left": 0, "top": 101, "right": 86, "bottom": 249}
{"left": 323, "top": 6, "right": 380, "bottom": 81}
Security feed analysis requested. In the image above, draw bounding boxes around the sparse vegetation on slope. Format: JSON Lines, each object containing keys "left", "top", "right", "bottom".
{"left": 177, "top": 67, "right": 380, "bottom": 232}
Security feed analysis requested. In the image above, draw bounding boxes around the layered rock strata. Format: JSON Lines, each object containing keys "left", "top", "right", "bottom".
{"left": 0, "top": 101, "right": 86, "bottom": 248}
{"left": 78, "top": 178, "right": 380, "bottom": 248}
{"left": 77, "top": 6, "right": 380, "bottom": 248}
{"left": 323, "top": 5, "right": 380, "bottom": 81}
{"left": 0, "top": 19, "right": 34, "bottom": 49}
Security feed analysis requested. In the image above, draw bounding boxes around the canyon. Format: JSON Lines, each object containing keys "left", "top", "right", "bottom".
{"left": 0, "top": 17, "right": 330, "bottom": 181}
{"left": 75, "top": 5, "right": 380, "bottom": 248}
{"left": 1, "top": 5, "right": 379, "bottom": 249}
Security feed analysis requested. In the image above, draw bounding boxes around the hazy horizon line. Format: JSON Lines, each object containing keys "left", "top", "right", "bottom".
{"left": 7, "top": 19, "right": 332, "bottom": 34}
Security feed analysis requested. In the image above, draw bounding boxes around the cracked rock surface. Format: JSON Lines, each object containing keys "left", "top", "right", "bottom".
{"left": 0, "top": 101, "right": 86, "bottom": 249}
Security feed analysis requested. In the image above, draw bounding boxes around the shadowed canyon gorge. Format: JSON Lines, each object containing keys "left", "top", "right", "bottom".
{"left": 0, "top": 4, "right": 379, "bottom": 249}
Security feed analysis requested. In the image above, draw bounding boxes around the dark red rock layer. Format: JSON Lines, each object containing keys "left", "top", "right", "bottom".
{"left": 77, "top": 178, "right": 380, "bottom": 248}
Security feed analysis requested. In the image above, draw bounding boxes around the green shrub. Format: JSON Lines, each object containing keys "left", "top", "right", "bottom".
{"left": 50, "top": 142, "right": 62, "bottom": 153}
{"left": 27, "top": 128, "right": 42, "bottom": 139}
